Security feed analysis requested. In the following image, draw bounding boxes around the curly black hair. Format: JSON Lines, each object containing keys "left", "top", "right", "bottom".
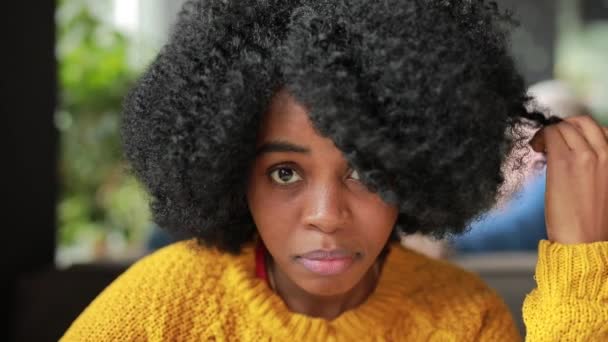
{"left": 122, "top": 0, "right": 559, "bottom": 253}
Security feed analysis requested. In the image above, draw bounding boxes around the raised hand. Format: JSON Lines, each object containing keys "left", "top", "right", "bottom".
{"left": 529, "top": 115, "right": 608, "bottom": 245}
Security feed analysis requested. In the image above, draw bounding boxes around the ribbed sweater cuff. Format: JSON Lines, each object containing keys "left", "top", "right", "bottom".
{"left": 536, "top": 240, "right": 608, "bottom": 301}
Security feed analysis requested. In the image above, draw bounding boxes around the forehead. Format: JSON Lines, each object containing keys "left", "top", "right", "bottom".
{"left": 255, "top": 89, "right": 350, "bottom": 164}
{"left": 257, "top": 89, "right": 318, "bottom": 144}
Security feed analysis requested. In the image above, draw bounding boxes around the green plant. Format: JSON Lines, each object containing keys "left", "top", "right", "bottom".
{"left": 56, "top": 0, "right": 151, "bottom": 262}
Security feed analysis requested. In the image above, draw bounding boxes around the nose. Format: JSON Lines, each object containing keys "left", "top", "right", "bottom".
{"left": 301, "top": 181, "right": 351, "bottom": 234}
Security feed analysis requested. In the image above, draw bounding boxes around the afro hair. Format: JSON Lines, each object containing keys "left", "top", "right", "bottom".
{"left": 122, "top": 0, "right": 558, "bottom": 253}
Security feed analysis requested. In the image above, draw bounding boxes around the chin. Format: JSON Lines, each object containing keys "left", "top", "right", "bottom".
{"left": 296, "top": 275, "right": 359, "bottom": 297}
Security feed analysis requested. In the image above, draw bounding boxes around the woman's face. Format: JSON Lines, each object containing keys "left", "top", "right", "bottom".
{"left": 247, "top": 89, "right": 399, "bottom": 296}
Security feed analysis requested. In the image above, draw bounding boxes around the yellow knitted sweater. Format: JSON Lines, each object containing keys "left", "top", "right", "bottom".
{"left": 61, "top": 239, "right": 608, "bottom": 341}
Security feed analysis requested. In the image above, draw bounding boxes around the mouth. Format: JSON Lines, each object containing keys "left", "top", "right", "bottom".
{"left": 295, "top": 249, "right": 360, "bottom": 276}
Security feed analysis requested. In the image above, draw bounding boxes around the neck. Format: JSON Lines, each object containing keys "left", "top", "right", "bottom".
{"left": 269, "top": 259, "right": 379, "bottom": 320}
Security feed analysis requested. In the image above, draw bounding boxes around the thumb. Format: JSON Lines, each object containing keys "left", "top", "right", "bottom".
{"left": 529, "top": 129, "right": 546, "bottom": 153}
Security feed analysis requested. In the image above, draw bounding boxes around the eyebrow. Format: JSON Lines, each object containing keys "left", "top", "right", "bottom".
{"left": 255, "top": 140, "right": 310, "bottom": 156}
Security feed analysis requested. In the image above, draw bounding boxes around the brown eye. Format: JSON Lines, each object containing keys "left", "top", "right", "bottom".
{"left": 270, "top": 167, "right": 302, "bottom": 185}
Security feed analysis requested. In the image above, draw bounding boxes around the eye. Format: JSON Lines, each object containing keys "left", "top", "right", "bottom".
{"left": 270, "top": 167, "right": 303, "bottom": 185}
{"left": 349, "top": 169, "right": 361, "bottom": 180}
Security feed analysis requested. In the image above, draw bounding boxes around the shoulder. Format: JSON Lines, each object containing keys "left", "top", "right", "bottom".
{"left": 104, "top": 239, "right": 240, "bottom": 303}
{"left": 61, "top": 239, "right": 245, "bottom": 341}
{"left": 390, "top": 243, "right": 492, "bottom": 291}
{"left": 131, "top": 238, "right": 228, "bottom": 278}
{"left": 389, "top": 244, "right": 511, "bottom": 327}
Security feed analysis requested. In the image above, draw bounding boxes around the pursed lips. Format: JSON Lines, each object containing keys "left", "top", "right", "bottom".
{"left": 295, "top": 249, "right": 359, "bottom": 275}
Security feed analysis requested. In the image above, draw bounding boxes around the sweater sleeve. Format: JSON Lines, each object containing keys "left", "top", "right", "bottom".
{"left": 523, "top": 240, "right": 608, "bottom": 341}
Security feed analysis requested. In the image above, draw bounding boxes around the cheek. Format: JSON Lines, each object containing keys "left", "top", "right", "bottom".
{"left": 247, "top": 180, "right": 299, "bottom": 236}
{"left": 352, "top": 197, "right": 399, "bottom": 242}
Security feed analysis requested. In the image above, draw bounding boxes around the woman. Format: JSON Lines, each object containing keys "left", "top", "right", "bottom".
{"left": 62, "top": 0, "right": 608, "bottom": 340}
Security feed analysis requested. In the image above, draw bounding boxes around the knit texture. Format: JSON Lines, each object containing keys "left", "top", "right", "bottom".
{"left": 523, "top": 240, "right": 608, "bottom": 341}
{"left": 61, "top": 239, "right": 608, "bottom": 341}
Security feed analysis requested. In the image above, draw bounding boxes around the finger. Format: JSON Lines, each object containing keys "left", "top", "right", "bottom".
{"left": 552, "top": 121, "right": 593, "bottom": 152}
{"left": 564, "top": 115, "right": 608, "bottom": 152}
{"left": 529, "top": 129, "right": 546, "bottom": 153}
{"left": 529, "top": 124, "right": 608, "bottom": 153}
{"left": 530, "top": 126, "right": 569, "bottom": 155}
{"left": 543, "top": 125, "right": 572, "bottom": 157}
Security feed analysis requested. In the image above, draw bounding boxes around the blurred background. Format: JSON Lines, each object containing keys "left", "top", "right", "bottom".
{"left": 54, "top": 0, "right": 608, "bottom": 268}
{"left": 54, "top": 0, "right": 188, "bottom": 267}
{"left": 2, "top": 0, "right": 607, "bottom": 340}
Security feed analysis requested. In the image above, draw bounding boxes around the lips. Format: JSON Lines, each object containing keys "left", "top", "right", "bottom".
{"left": 296, "top": 249, "right": 357, "bottom": 276}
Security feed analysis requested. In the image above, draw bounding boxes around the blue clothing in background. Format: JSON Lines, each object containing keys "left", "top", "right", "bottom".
{"left": 452, "top": 171, "right": 547, "bottom": 253}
